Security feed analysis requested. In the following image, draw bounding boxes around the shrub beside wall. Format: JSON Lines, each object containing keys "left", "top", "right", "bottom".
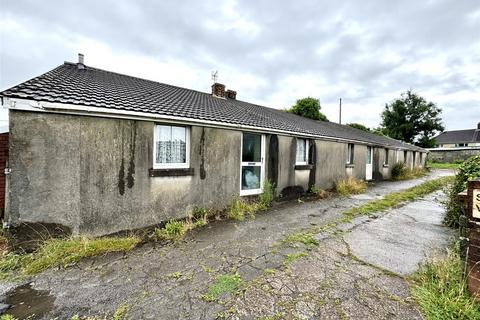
{"left": 444, "top": 156, "right": 480, "bottom": 228}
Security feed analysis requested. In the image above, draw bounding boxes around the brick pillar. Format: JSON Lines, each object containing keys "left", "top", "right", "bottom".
{"left": 466, "top": 179, "right": 480, "bottom": 300}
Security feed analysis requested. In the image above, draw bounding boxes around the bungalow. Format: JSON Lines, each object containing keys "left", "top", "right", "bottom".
{"left": 0, "top": 55, "right": 427, "bottom": 236}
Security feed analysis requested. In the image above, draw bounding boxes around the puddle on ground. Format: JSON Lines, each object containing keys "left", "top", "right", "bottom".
{"left": 3, "top": 283, "right": 55, "bottom": 319}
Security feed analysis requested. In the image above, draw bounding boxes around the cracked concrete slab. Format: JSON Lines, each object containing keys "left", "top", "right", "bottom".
{"left": 345, "top": 190, "right": 455, "bottom": 275}
{"left": 1, "top": 170, "right": 454, "bottom": 319}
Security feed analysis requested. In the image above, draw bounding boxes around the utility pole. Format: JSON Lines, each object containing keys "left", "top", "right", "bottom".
{"left": 339, "top": 98, "right": 342, "bottom": 124}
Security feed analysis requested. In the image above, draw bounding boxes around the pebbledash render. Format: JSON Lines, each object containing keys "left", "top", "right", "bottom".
{"left": 0, "top": 56, "right": 427, "bottom": 236}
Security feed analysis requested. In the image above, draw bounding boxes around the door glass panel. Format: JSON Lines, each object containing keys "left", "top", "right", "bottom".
{"left": 241, "top": 166, "right": 261, "bottom": 190}
{"left": 242, "top": 133, "right": 261, "bottom": 162}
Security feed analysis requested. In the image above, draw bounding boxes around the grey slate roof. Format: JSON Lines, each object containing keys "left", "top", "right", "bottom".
{"left": 1, "top": 62, "right": 424, "bottom": 151}
{"left": 434, "top": 129, "right": 480, "bottom": 144}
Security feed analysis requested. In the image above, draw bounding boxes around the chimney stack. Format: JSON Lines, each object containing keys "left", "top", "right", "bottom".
{"left": 77, "top": 53, "right": 85, "bottom": 69}
{"left": 211, "top": 83, "right": 225, "bottom": 98}
{"left": 226, "top": 89, "right": 237, "bottom": 100}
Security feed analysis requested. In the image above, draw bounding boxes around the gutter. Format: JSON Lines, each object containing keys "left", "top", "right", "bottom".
{"left": 2, "top": 97, "right": 423, "bottom": 152}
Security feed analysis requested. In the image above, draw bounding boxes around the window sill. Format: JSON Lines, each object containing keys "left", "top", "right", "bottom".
{"left": 295, "top": 164, "right": 314, "bottom": 170}
{"left": 149, "top": 168, "right": 194, "bottom": 177}
{"left": 345, "top": 164, "right": 355, "bottom": 168}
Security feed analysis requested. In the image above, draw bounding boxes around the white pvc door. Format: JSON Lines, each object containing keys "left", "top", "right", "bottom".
{"left": 240, "top": 132, "right": 265, "bottom": 196}
{"left": 366, "top": 146, "right": 373, "bottom": 180}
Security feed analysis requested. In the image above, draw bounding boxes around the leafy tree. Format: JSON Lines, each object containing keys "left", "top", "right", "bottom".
{"left": 381, "top": 91, "right": 444, "bottom": 147}
{"left": 347, "top": 123, "right": 370, "bottom": 132}
{"left": 288, "top": 97, "right": 328, "bottom": 121}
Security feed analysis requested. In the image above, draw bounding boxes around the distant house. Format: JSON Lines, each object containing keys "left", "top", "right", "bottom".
{"left": 433, "top": 124, "right": 480, "bottom": 148}
{"left": 0, "top": 54, "right": 427, "bottom": 236}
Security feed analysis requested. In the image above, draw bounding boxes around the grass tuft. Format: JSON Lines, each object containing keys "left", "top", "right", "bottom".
{"left": 23, "top": 236, "right": 140, "bottom": 274}
{"left": 344, "top": 176, "right": 454, "bottom": 217}
{"left": 336, "top": 177, "right": 367, "bottom": 196}
{"left": 227, "top": 197, "right": 257, "bottom": 221}
{"left": 0, "top": 236, "right": 140, "bottom": 277}
{"left": 391, "top": 162, "right": 427, "bottom": 180}
{"left": 282, "top": 231, "right": 318, "bottom": 246}
{"left": 410, "top": 248, "right": 480, "bottom": 320}
{"left": 153, "top": 219, "right": 186, "bottom": 241}
{"left": 202, "top": 273, "right": 243, "bottom": 301}
{"left": 284, "top": 252, "right": 308, "bottom": 264}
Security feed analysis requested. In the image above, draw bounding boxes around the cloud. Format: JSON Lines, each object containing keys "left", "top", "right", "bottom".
{"left": 1, "top": 0, "right": 479, "bottom": 130}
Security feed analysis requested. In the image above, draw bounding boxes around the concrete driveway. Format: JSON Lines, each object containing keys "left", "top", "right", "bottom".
{"left": 1, "top": 170, "right": 454, "bottom": 319}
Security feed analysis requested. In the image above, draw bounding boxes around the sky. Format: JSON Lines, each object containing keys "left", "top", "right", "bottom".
{"left": 0, "top": 0, "right": 479, "bottom": 131}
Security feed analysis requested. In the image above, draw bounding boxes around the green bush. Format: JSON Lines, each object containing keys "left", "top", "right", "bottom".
{"left": 391, "top": 162, "right": 408, "bottom": 180}
{"left": 444, "top": 155, "right": 480, "bottom": 228}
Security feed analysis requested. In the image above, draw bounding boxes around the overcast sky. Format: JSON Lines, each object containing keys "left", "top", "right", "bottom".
{"left": 1, "top": 0, "right": 479, "bottom": 130}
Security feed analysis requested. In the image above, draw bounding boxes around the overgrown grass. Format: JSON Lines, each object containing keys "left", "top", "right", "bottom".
{"left": 391, "top": 162, "right": 427, "bottom": 180}
{"left": 202, "top": 273, "right": 243, "bottom": 301}
{"left": 344, "top": 176, "right": 454, "bottom": 218}
{"left": 153, "top": 219, "right": 186, "bottom": 241}
{"left": 410, "top": 248, "right": 480, "bottom": 320}
{"left": 228, "top": 180, "right": 276, "bottom": 221}
{"left": 335, "top": 177, "right": 367, "bottom": 196}
{"left": 0, "top": 236, "right": 140, "bottom": 277}
{"left": 427, "top": 161, "right": 462, "bottom": 170}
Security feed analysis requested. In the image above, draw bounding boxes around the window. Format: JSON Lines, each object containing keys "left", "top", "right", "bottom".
{"left": 385, "top": 149, "right": 389, "bottom": 165}
{"left": 404, "top": 151, "right": 407, "bottom": 163}
{"left": 456, "top": 143, "right": 469, "bottom": 147}
{"left": 347, "top": 143, "right": 354, "bottom": 164}
{"left": 153, "top": 124, "right": 189, "bottom": 169}
{"left": 296, "top": 138, "right": 308, "bottom": 165}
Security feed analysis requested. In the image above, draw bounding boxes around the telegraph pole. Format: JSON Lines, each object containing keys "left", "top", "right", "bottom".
{"left": 339, "top": 98, "right": 342, "bottom": 124}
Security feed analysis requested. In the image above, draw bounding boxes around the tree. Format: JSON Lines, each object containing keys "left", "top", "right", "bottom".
{"left": 288, "top": 97, "right": 328, "bottom": 121}
{"left": 380, "top": 91, "right": 444, "bottom": 147}
{"left": 347, "top": 123, "right": 370, "bottom": 132}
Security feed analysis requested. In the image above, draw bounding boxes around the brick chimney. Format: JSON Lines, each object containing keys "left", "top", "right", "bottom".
{"left": 226, "top": 89, "right": 237, "bottom": 100}
{"left": 77, "top": 53, "right": 85, "bottom": 69}
{"left": 211, "top": 83, "right": 225, "bottom": 98}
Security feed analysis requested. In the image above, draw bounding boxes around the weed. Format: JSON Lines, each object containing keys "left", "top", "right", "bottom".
{"left": 258, "top": 180, "right": 276, "bottom": 209}
{"left": 113, "top": 303, "right": 130, "bottom": 320}
{"left": 23, "top": 236, "right": 140, "bottom": 275}
{"left": 264, "top": 268, "right": 276, "bottom": 275}
{"left": 344, "top": 176, "right": 453, "bottom": 217}
{"left": 202, "top": 273, "right": 243, "bottom": 301}
{"left": 284, "top": 252, "right": 308, "bottom": 264}
{"left": 0, "top": 315, "right": 16, "bottom": 320}
{"left": 154, "top": 219, "right": 186, "bottom": 241}
{"left": 168, "top": 271, "right": 182, "bottom": 279}
{"left": 335, "top": 177, "right": 367, "bottom": 196}
{"left": 308, "top": 185, "right": 330, "bottom": 199}
{"left": 391, "top": 162, "right": 427, "bottom": 180}
{"left": 227, "top": 197, "right": 256, "bottom": 221}
{"left": 282, "top": 231, "right": 318, "bottom": 246}
{"left": 410, "top": 248, "right": 480, "bottom": 320}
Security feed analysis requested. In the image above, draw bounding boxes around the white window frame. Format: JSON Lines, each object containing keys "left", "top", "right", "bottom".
{"left": 240, "top": 133, "right": 265, "bottom": 196}
{"left": 153, "top": 124, "right": 190, "bottom": 169}
{"left": 295, "top": 138, "right": 309, "bottom": 165}
{"left": 347, "top": 143, "right": 354, "bottom": 164}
